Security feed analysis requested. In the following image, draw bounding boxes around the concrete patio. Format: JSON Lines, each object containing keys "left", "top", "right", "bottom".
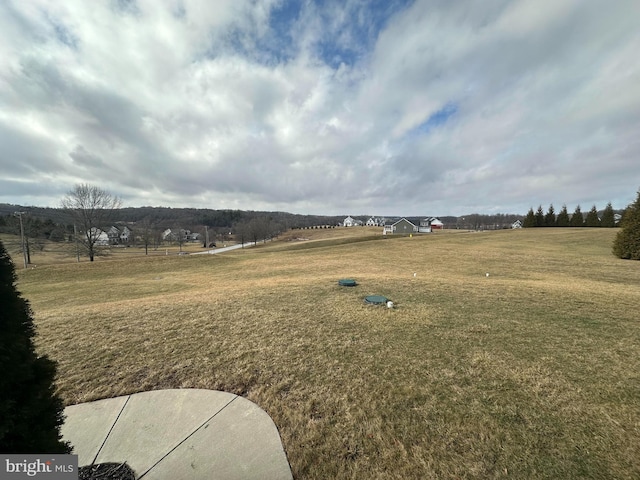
{"left": 61, "top": 389, "right": 292, "bottom": 479}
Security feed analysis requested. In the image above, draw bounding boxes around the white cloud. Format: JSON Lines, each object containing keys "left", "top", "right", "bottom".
{"left": 1, "top": 0, "right": 639, "bottom": 215}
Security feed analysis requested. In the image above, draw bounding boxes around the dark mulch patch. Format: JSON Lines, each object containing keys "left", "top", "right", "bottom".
{"left": 78, "top": 462, "right": 136, "bottom": 480}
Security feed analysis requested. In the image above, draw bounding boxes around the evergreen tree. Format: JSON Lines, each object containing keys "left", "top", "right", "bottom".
{"left": 600, "top": 202, "right": 616, "bottom": 228}
{"left": 556, "top": 205, "right": 570, "bottom": 227}
{"left": 613, "top": 190, "right": 640, "bottom": 259}
{"left": 585, "top": 205, "right": 601, "bottom": 227}
{"left": 523, "top": 208, "right": 536, "bottom": 228}
{"left": 618, "top": 208, "right": 627, "bottom": 225}
{"left": 535, "top": 205, "right": 545, "bottom": 227}
{"left": 544, "top": 204, "right": 556, "bottom": 227}
{"left": 0, "top": 240, "right": 70, "bottom": 454}
{"left": 570, "top": 205, "right": 584, "bottom": 227}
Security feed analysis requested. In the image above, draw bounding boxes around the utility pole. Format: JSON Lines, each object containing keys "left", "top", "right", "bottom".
{"left": 205, "top": 226, "right": 209, "bottom": 248}
{"left": 73, "top": 224, "right": 80, "bottom": 262}
{"left": 14, "top": 211, "right": 28, "bottom": 269}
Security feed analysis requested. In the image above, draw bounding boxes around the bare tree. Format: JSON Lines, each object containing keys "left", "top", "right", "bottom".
{"left": 173, "top": 226, "right": 186, "bottom": 252}
{"left": 138, "top": 217, "right": 154, "bottom": 255}
{"left": 232, "top": 221, "right": 248, "bottom": 247}
{"left": 61, "top": 184, "right": 121, "bottom": 261}
{"left": 247, "top": 218, "right": 262, "bottom": 244}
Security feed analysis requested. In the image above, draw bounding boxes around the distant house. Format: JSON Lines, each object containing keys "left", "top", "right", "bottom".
{"left": 511, "top": 220, "right": 523, "bottom": 229}
{"left": 383, "top": 218, "right": 418, "bottom": 235}
{"left": 414, "top": 217, "right": 443, "bottom": 233}
{"left": 614, "top": 213, "right": 622, "bottom": 224}
{"left": 107, "top": 226, "right": 121, "bottom": 245}
{"left": 162, "top": 229, "right": 173, "bottom": 241}
{"left": 428, "top": 217, "right": 444, "bottom": 230}
{"left": 164, "top": 229, "right": 200, "bottom": 242}
{"left": 89, "top": 227, "right": 110, "bottom": 246}
{"left": 366, "top": 217, "right": 386, "bottom": 227}
{"left": 343, "top": 216, "right": 363, "bottom": 227}
{"left": 119, "top": 226, "right": 132, "bottom": 243}
{"left": 105, "top": 225, "right": 133, "bottom": 245}
{"left": 418, "top": 219, "right": 433, "bottom": 233}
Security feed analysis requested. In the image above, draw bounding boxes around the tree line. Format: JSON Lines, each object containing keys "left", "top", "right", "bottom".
{"left": 523, "top": 203, "right": 619, "bottom": 228}
{"left": 0, "top": 184, "right": 302, "bottom": 263}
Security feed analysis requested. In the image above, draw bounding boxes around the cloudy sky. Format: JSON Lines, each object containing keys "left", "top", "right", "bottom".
{"left": 1, "top": 0, "right": 639, "bottom": 216}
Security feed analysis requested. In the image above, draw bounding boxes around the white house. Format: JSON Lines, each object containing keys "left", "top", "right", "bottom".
{"left": 366, "top": 217, "right": 386, "bottom": 226}
{"left": 89, "top": 227, "right": 110, "bottom": 246}
{"left": 511, "top": 220, "right": 523, "bottom": 229}
{"left": 343, "top": 216, "right": 364, "bottom": 226}
{"left": 418, "top": 219, "right": 432, "bottom": 233}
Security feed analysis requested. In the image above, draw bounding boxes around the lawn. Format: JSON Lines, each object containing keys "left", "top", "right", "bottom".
{"left": 15, "top": 228, "right": 640, "bottom": 479}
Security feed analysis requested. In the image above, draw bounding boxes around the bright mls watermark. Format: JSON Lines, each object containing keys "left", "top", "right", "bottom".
{"left": 1, "top": 455, "right": 77, "bottom": 479}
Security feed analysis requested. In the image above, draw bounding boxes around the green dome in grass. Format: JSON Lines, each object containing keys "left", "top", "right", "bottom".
{"left": 364, "top": 295, "right": 388, "bottom": 305}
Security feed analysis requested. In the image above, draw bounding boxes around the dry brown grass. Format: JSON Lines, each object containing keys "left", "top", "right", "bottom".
{"left": 15, "top": 228, "right": 640, "bottom": 479}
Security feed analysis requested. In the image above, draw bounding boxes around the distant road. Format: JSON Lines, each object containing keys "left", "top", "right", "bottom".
{"left": 191, "top": 242, "right": 257, "bottom": 255}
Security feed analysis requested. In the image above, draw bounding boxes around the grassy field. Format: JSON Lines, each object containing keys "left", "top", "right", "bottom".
{"left": 0, "top": 226, "right": 382, "bottom": 266}
{"left": 13, "top": 228, "right": 640, "bottom": 479}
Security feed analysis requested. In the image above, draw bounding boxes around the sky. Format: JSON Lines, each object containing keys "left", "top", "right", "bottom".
{"left": 1, "top": 0, "right": 639, "bottom": 216}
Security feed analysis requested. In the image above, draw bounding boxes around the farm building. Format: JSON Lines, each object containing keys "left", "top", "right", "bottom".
{"left": 427, "top": 217, "right": 444, "bottom": 229}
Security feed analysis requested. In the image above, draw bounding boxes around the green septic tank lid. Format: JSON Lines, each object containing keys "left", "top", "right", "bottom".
{"left": 338, "top": 279, "right": 357, "bottom": 286}
{"left": 364, "top": 295, "right": 388, "bottom": 305}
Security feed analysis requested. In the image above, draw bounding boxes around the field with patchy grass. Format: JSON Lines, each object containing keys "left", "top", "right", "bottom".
{"left": 15, "top": 228, "right": 640, "bottom": 479}
{"left": 0, "top": 226, "right": 383, "bottom": 266}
